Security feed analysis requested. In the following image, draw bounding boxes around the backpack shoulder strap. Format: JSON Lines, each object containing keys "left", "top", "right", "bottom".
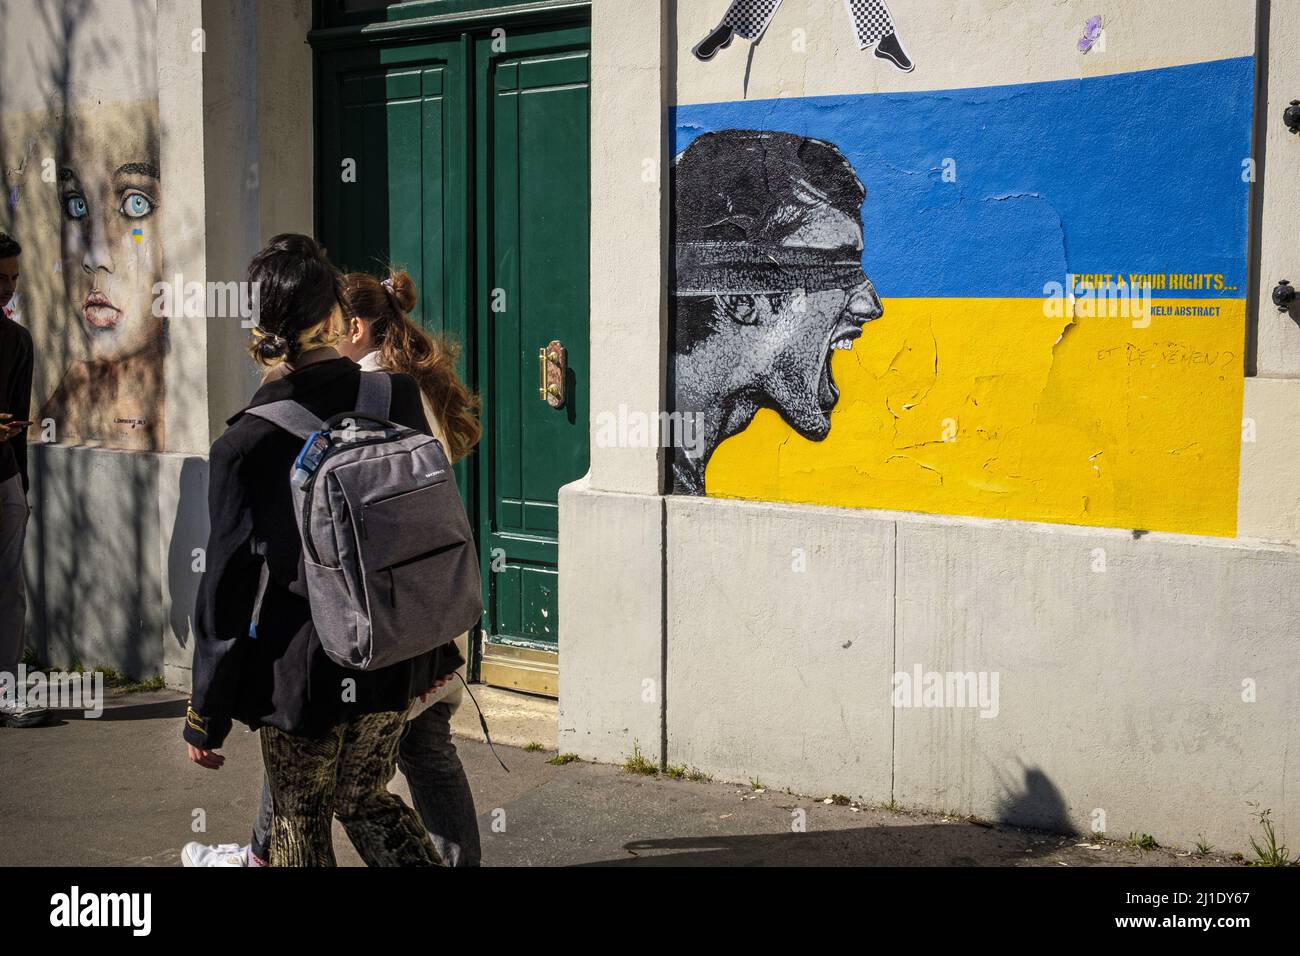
{"left": 243, "top": 400, "right": 324, "bottom": 439}
{"left": 356, "top": 370, "right": 392, "bottom": 420}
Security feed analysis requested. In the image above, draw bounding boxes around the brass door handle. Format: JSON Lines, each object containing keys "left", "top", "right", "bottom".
{"left": 538, "top": 340, "right": 566, "bottom": 407}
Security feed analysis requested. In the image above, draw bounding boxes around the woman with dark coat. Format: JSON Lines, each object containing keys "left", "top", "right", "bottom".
{"left": 182, "top": 234, "right": 456, "bottom": 866}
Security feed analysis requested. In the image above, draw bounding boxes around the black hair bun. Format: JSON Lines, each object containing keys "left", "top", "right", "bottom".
{"left": 254, "top": 330, "right": 290, "bottom": 361}
{"left": 246, "top": 232, "right": 340, "bottom": 363}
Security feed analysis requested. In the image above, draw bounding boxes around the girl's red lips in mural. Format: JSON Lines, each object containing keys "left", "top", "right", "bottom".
{"left": 83, "top": 290, "right": 121, "bottom": 329}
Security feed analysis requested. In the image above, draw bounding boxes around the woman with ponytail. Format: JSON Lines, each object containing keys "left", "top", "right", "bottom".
{"left": 338, "top": 270, "right": 480, "bottom": 463}
{"left": 332, "top": 268, "right": 483, "bottom": 867}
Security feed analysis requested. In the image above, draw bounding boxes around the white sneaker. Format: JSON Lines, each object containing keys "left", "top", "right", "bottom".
{"left": 181, "top": 842, "right": 249, "bottom": 867}
{"left": 0, "top": 695, "right": 50, "bottom": 728}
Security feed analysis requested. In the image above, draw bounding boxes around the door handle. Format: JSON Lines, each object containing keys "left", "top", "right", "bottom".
{"left": 538, "top": 340, "right": 566, "bottom": 408}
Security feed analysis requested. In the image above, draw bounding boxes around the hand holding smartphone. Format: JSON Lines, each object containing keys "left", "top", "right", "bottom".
{"left": 0, "top": 414, "right": 32, "bottom": 440}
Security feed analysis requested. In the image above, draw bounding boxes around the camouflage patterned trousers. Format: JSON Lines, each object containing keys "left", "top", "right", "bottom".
{"left": 260, "top": 710, "right": 441, "bottom": 867}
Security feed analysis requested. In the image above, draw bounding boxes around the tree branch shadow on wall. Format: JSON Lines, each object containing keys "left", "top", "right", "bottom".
{"left": 2, "top": 0, "right": 208, "bottom": 679}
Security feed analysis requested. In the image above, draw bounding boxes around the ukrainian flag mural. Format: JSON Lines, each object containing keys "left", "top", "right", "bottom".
{"left": 669, "top": 56, "right": 1254, "bottom": 537}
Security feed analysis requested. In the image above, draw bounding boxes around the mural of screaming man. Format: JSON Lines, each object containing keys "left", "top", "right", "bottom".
{"left": 671, "top": 130, "right": 884, "bottom": 494}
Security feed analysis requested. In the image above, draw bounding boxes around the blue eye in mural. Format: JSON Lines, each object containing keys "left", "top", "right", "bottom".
{"left": 64, "top": 194, "right": 88, "bottom": 219}
{"left": 121, "top": 192, "right": 153, "bottom": 218}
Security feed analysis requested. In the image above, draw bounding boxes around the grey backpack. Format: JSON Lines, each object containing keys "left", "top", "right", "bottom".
{"left": 245, "top": 371, "right": 482, "bottom": 670}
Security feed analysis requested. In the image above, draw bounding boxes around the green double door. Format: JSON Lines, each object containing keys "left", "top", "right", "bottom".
{"left": 317, "top": 22, "right": 590, "bottom": 695}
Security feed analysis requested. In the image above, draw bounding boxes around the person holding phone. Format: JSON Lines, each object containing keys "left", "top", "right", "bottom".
{"left": 0, "top": 231, "right": 46, "bottom": 728}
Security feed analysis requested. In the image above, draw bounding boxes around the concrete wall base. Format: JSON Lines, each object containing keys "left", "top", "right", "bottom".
{"left": 557, "top": 479, "right": 665, "bottom": 765}
{"left": 24, "top": 444, "right": 208, "bottom": 685}
{"left": 561, "top": 485, "right": 1300, "bottom": 854}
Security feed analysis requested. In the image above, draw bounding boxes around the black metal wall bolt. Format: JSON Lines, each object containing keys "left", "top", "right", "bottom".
{"left": 1285, "top": 100, "right": 1300, "bottom": 133}
{"left": 1272, "top": 279, "right": 1295, "bottom": 312}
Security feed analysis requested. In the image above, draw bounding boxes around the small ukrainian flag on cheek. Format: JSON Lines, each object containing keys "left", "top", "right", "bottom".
{"left": 131, "top": 227, "right": 143, "bottom": 244}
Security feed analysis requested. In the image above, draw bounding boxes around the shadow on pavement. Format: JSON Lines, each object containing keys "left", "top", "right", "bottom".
{"left": 583, "top": 825, "right": 1064, "bottom": 867}
{"left": 44, "top": 696, "right": 190, "bottom": 722}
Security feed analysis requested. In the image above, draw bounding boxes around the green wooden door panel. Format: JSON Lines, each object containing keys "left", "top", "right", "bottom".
{"left": 317, "top": 20, "right": 590, "bottom": 668}
{"left": 317, "top": 43, "right": 468, "bottom": 345}
{"left": 492, "top": 562, "right": 559, "bottom": 643}
{"left": 317, "top": 39, "right": 475, "bottom": 512}
{"left": 476, "top": 27, "right": 590, "bottom": 653}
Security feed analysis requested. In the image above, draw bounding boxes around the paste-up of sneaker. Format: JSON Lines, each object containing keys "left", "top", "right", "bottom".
{"left": 692, "top": 24, "right": 736, "bottom": 62}
{"left": 873, "top": 31, "right": 914, "bottom": 73}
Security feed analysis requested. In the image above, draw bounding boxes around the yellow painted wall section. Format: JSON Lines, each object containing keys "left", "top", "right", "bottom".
{"left": 708, "top": 298, "right": 1245, "bottom": 536}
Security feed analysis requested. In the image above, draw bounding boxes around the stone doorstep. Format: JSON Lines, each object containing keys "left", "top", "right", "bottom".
{"left": 449, "top": 684, "right": 558, "bottom": 751}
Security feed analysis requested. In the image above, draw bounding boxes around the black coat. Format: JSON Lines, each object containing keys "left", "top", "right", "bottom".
{"left": 184, "top": 357, "right": 462, "bottom": 749}
{"left": 0, "top": 316, "right": 32, "bottom": 492}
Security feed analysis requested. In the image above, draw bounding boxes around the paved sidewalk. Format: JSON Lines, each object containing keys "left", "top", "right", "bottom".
{"left": 0, "top": 687, "right": 1240, "bottom": 867}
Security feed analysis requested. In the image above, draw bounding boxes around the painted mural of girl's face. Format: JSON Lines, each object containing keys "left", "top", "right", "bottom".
{"left": 59, "top": 113, "right": 163, "bottom": 364}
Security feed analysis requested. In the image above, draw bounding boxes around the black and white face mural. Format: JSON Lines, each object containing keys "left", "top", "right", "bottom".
{"left": 670, "top": 130, "right": 884, "bottom": 495}
{"left": 693, "top": 0, "right": 914, "bottom": 73}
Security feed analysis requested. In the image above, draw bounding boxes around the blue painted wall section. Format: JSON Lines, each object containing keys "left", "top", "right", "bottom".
{"left": 674, "top": 57, "right": 1255, "bottom": 299}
